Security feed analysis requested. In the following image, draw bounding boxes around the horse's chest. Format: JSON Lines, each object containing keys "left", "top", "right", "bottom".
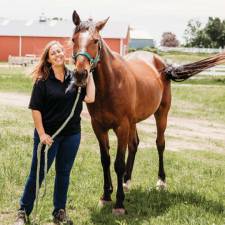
{"left": 87, "top": 102, "right": 119, "bottom": 127}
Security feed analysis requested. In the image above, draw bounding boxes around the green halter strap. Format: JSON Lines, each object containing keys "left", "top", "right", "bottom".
{"left": 72, "top": 40, "right": 102, "bottom": 72}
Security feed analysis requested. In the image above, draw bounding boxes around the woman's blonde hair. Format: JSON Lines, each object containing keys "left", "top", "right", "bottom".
{"left": 32, "top": 41, "right": 64, "bottom": 81}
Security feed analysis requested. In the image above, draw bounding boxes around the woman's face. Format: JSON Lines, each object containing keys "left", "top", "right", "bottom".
{"left": 48, "top": 44, "right": 65, "bottom": 67}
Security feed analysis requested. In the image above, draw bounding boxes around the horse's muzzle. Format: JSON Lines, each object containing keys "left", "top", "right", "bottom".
{"left": 74, "top": 69, "right": 88, "bottom": 87}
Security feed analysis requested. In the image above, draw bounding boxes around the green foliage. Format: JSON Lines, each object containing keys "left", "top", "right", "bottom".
{"left": 142, "top": 47, "right": 158, "bottom": 53}
{"left": 128, "top": 47, "right": 136, "bottom": 53}
{"left": 205, "top": 17, "right": 225, "bottom": 48}
{"left": 128, "top": 47, "right": 158, "bottom": 54}
{"left": 184, "top": 17, "right": 225, "bottom": 48}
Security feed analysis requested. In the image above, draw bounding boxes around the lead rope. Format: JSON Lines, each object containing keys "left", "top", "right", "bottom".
{"left": 34, "top": 87, "right": 81, "bottom": 219}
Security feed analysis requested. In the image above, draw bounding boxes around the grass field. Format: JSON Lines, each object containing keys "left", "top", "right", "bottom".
{"left": 0, "top": 63, "right": 225, "bottom": 225}
{"left": 159, "top": 51, "right": 215, "bottom": 63}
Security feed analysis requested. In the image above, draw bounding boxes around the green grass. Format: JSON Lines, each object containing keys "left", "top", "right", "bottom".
{"left": 0, "top": 64, "right": 225, "bottom": 224}
{"left": 0, "top": 105, "right": 225, "bottom": 225}
{"left": 181, "top": 76, "right": 225, "bottom": 85}
{"left": 0, "top": 67, "right": 32, "bottom": 93}
{"left": 159, "top": 51, "right": 215, "bottom": 63}
{"left": 171, "top": 83, "right": 225, "bottom": 123}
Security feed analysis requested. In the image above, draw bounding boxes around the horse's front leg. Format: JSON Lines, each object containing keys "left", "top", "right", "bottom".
{"left": 113, "top": 119, "right": 130, "bottom": 215}
{"left": 91, "top": 120, "right": 113, "bottom": 206}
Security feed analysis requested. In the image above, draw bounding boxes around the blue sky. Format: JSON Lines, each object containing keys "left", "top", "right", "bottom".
{"left": 0, "top": 0, "right": 225, "bottom": 44}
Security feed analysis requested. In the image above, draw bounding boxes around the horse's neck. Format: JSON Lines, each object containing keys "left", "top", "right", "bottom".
{"left": 95, "top": 42, "right": 115, "bottom": 93}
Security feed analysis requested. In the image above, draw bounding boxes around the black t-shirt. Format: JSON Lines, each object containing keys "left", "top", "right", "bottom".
{"left": 29, "top": 68, "right": 86, "bottom": 136}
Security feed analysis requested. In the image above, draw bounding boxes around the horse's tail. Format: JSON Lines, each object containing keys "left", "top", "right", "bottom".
{"left": 163, "top": 52, "right": 225, "bottom": 82}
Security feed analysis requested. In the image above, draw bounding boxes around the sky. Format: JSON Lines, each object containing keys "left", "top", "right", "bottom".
{"left": 0, "top": 0, "right": 225, "bottom": 44}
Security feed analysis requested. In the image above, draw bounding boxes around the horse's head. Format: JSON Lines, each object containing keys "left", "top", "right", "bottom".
{"left": 71, "top": 10, "right": 109, "bottom": 87}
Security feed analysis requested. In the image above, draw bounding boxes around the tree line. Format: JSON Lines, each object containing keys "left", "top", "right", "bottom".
{"left": 161, "top": 17, "right": 225, "bottom": 48}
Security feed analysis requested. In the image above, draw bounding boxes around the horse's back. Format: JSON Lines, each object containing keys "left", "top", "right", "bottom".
{"left": 125, "top": 50, "right": 155, "bottom": 62}
{"left": 124, "top": 50, "right": 166, "bottom": 72}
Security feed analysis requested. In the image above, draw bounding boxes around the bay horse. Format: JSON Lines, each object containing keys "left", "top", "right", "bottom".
{"left": 71, "top": 11, "right": 225, "bottom": 215}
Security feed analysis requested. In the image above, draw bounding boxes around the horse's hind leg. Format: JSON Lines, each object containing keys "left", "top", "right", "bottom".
{"left": 154, "top": 105, "right": 169, "bottom": 190}
{"left": 91, "top": 120, "right": 113, "bottom": 206}
{"left": 123, "top": 125, "right": 139, "bottom": 191}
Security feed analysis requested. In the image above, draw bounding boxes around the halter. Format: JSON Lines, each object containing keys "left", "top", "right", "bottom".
{"left": 72, "top": 39, "right": 102, "bottom": 72}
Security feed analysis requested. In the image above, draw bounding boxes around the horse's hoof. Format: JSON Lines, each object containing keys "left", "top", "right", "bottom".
{"left": 98, "top": 199, "right": 112, "bottom": 208}
{"left": 156, "top": 179, "right": 167, "bottom": 190}
{"left": 112, "top": 208, "right": 126, "bottom": 216}
{"left": 123, "top": 180, "right": 131, "bottom": 192}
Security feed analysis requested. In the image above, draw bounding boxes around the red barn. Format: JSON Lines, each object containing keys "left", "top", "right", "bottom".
{"left": 0, "top": 18, "right": 130, "bottom": 61}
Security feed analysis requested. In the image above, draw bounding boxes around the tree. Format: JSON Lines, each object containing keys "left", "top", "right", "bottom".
{"left": 192, "top": 30, "right": 211, "bottom": 48}
{"left": 183, "top": 17, "right": 225, "bottom": 48}
{"left": 160, "top": 32, "right": 179, "bottom": 47}
{"left": 218, "top": 29, "right": 225, "bottom": 48}
{"left": 183, "top": 19, "right": 202, "bottom": 47}
{"left": 205, "top": 17, "right": 225, "bottom": 48}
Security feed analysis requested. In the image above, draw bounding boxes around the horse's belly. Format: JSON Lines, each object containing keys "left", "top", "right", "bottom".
{"left": 134, "top": 79, "right": 163, "bottom": 122}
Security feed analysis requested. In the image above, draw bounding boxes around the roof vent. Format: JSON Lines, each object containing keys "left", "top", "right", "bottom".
{"left": 39, "top": 13, "right": 47, "bottom": 22}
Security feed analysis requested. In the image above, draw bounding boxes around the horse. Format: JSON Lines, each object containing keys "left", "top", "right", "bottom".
{"left": 70, "top": 10, "right": 225, "bottom": 215}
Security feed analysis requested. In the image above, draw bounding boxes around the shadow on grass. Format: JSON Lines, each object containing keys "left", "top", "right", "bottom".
{"left": 90, "top": 187, "right": 224, "bottom": 225}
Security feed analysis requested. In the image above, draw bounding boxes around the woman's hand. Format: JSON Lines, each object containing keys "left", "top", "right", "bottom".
{"left": 31, "top": 110, "right": 53, "bottom": 146}
{"left": 84, "top": 73, "right": 95, "bottom": 103}
{"left": 40, "top": 133, "right": 53, "bottom": 146}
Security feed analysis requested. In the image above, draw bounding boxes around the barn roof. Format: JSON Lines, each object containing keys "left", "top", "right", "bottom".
{"left": 0, "top": 18, "right": 129, "bottom": 39}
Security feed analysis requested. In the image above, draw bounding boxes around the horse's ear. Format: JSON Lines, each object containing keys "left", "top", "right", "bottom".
{"left": 72, "top": 10, "right": 81, "bottom": 26}
{"left": 96, "top": 17, "right": 109, "bottom": 31}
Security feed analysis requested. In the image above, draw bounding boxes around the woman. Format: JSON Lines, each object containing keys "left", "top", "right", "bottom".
{"left": 14, "top": 41, "right": 95, "bottom": 225}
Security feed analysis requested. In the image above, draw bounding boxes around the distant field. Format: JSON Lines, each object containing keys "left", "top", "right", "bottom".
{"left": 0, "top": 66, "right": 32, "bottom": 93}
{"left": 159, "top": 51, "right": 215, "bottom": 63}
{"left": 0, "top": 66, "right": 225, "bottom": 97}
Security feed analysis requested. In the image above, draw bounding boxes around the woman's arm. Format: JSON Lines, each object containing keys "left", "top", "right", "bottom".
{"left": 84, "top": 73, "right": 95, "bottom": 103}
{"left": 32, "top": 110, "right": 53, "bottom": 145}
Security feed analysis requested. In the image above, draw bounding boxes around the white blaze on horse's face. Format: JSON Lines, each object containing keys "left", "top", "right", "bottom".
{"left": 71, "top": 11, "right": 109, "bottom": 87}
{"left": 75, "top": 31, "right": 91, "bottom": 72}
{"left": 79, "top": 31, "right": 89, "bottom": 52}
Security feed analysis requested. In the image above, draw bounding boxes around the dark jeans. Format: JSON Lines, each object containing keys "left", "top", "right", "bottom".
{"left": 20, "top": 129, "right": 81, "bottom": 215}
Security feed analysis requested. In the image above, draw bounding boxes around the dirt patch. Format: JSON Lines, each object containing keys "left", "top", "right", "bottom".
{"left": 1, "top": 92, "right": 224, "bottom": 153}
{"left": 82, "top": 112, "right": 225, "bottom": 153}
{"left": 138, "top": 117, "right": 225, "bottom": 153}
{"left": 0, "top": 92, "right": 30, "bottom": 107}
{"left": 0, "top": 211, "right": 14, "bottom": 225}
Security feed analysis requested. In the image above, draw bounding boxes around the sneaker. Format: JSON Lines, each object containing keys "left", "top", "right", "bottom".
{"left": 53, "top": 209, "right": 73, "bottom": 225}
{"left": 14, "top": 209, "right": 29, "bottom": 225}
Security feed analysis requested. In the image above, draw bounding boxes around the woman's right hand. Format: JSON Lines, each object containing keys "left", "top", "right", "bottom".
{"left": 40, "top": 133, "right": 53, "bottom": 146}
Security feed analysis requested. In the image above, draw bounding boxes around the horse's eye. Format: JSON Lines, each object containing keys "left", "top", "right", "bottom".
{"left": 94, "top": 39, "right": 99, "bottom": 44}
{"left": 72, "top": 38, "right": 74, "bottom": 43}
